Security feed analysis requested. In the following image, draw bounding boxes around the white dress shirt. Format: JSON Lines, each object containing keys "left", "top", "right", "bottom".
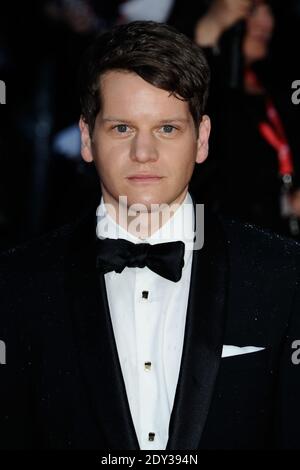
{"left": 96, "top": 192, "right": 195, "bottom": 450}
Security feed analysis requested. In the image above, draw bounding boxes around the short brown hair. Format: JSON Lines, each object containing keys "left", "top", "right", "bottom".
{"left": 79, "top": 21, "right": 210, "bottom": 135}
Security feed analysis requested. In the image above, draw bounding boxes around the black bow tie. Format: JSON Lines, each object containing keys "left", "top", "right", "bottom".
{"left": 96, "top": 237, "right": 185, "bottom": 282}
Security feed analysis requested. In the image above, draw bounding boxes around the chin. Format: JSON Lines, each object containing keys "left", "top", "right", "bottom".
{"left": 130, "top": 198, "right": 166, "bottom": 211}
{"left": 125, "top": 194, "right": 171, "bottom": 212}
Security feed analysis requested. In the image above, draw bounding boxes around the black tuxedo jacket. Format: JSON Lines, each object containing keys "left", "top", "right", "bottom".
{"left": 1, "top": 193, "right": 300, "bottom": 450}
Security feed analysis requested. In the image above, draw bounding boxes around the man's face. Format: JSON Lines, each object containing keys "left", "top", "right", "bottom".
{"left": 80, "top": 70, "right": 210, "bottom": 212}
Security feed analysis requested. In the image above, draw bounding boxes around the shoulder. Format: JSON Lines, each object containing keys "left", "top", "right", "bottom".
{"left": 0, "top": 207, "right": 96, "bottom": 329}
{"left": 0, "top": 223, "right": 73, "bottom": 271}
{"left": 219, "top": 215, "right": 300, "bottom": 280}
{"left": 0, "top": 206, "right": 95, "bottom": 274}
{"left": 220, "top": 215, "right": 300, "bottom": 255}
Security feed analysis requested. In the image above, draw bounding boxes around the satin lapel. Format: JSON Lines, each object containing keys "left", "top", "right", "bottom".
{"left": 65, "top": 207, "right": 140, "bottom": 450}
{"left": 166, "top": 199, "right": 229, "bottom": 450}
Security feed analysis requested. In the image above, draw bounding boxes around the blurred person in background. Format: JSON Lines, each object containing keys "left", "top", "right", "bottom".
{"left": 191, "top": 0, "right": 300, "bottom": 237}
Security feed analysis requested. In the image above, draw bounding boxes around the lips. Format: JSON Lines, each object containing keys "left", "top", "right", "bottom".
{"left": 127, "top": 174, "right": 163, "bottom": 182}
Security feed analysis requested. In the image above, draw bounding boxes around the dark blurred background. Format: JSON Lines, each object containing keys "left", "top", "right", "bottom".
{"left": 1, "top": 0, "right": 300, "bottom": 251}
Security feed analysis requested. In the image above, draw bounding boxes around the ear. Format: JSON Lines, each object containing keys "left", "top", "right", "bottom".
{"left": 195, "top": 115, "right": 211, "bottom": 164}
{"left": 79, "top": 116, "right": 93, "bottom": 163}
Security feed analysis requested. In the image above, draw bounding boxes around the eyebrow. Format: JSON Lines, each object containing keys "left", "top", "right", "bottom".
{"left": 101, "top": 117, "right": 189, "bottom": 124}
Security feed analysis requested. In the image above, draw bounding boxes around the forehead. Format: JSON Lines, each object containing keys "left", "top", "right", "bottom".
{"left": 98, "top": 70, "right": 191, "bottom": 120}
{"left": 249, "top": 2, "right": 273, "bottom": 18}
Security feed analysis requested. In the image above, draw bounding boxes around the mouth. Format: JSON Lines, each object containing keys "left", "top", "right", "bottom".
{"left": 127, "top": 175, "right": 164, "bottom": 183}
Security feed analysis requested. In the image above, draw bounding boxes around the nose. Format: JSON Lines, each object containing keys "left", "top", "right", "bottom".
{"left": 129, "top": 131, "right": 159, "bottom": 163}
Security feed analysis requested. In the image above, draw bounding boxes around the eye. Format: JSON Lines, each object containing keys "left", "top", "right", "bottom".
{"left": 114, "top": 124, "right": 129, "bottom": 133}
{"left": 161, "top": 125, "right": 176, "bottom": 134}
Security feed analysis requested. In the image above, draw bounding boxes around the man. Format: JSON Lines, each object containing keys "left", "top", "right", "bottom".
{"left": 0, "top": 21, "right": 300, "bottom": 450}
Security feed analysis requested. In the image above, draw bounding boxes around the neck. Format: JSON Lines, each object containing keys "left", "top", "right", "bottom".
{"left": 102, "top": 190, "right": 188, "bottom": 240}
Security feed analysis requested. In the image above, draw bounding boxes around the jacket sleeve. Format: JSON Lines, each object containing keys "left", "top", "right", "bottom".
{"left": 277, "top": 268, "right": 300, "bottom": 449}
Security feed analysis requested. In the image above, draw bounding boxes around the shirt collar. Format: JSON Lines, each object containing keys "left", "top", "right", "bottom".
{"left": 96, "top": 192, "right": 195, "bottom": 269}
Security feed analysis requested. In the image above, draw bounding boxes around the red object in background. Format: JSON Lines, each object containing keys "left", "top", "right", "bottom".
{"left": 259, "top": 99, "right": 294, "bottom": 177}
{"left": 245, "top": 67, "right": 294, "bottom": 177}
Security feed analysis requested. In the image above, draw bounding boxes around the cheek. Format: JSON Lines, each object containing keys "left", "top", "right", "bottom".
{"left": 92, "top": 139, "right": 128, "bottom": 173}
{"left": 175, "top": 137, "right": 198, "bottom": 161}
{"left": 168, "top": 140, "right": 198, "bottom": 176}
